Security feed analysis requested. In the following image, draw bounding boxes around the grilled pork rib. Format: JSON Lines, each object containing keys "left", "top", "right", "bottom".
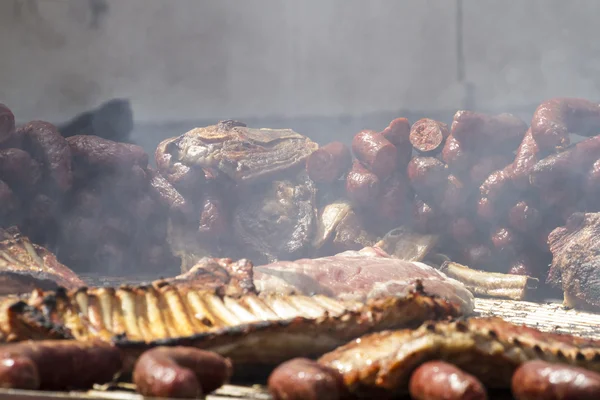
{"left": 0, "top": 227, "right": 84, "bottom": 294}
{"left": 318, "top": 317, "right": 600, "bottom": 398}
{"left": 0, "top": 283, "right": 463, "bottom": 366}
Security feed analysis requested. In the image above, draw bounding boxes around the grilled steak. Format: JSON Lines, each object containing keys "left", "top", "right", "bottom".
{"left": 318, "top": 317, "right": 600, "bottom": 398}
{"left": 548, "top": 212, "right": 600, "bottom": 310}
{"left": 0, "top": 227, "right": 84, "bottom": 295}
{"left": 0, "top": 284, "right": 463, "bottom": 367}
{"left": 253, "top": 247, "right": 474, "bottom": 314}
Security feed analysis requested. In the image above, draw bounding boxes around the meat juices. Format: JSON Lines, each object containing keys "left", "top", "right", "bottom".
{"left": 409, "top": 361, "right": 488, "bottom": 400}
{"left": 133, "top": 347, "right": 232, "bottom": 398}
{"left": 268, "top": 358, "right": 346, "bottom": 400}
{"left": 512, "top": 361, "right": 600, "bottom": 400}
{"left": 306, "top": 142, "right": 352, "bottom": 184}
{"left": 531, "top": 97, "right": 600, "bottom": 151}
{"left": 409, "top": 118, "right": 449, "bottom": 155}
{"left": 351, "top": 130, "right": 397, "bottom": 179}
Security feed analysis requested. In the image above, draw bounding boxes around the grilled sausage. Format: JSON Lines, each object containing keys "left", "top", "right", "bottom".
{"left": 352, "top": 130, "right": 397, "bottom": 179}
{"left": 306, "top": 142, "right": 352, "bottom": 184}
{"left": 409, "top": 361, "right": 488, "bottom": 400}
{"left": 381, "top": 117, "right": 411, "bottom": 147}
{"left": 452, "top": 110, "right": 527, "bottom": 151}
{"left": 268, "top": 358, "right": 346, "bottom": 400}
{"left": 512, "top": 360, "right": 600, "bottom": 400}
{"left": 412, "top": 198, "right": 445, "bottom": 233}
{"left": 531, "top": 97, "right": 600, "bottom": 151}
{"left": 508, "top": 200, "right": 542, "bottom": 233}
{"left": 442, "top": 135, "right": 473, "bottom": 174}
{"left": 510, "top": 128, "right": 541, "bottom": 190}
{"left": 147, "top": 169, "right": 193, "bottom": 217}
{"left": 375, "top": 173, "right": 412, "bottom": 229}
{"left": 133, "top": 346, "right": 232, "bottom": 398}
{"left": 18, "top": 121, "right": 72, "bottom": 192}
{"left": 0, "top": 340, "right": 122, "bottom": 391}
{"left": 490, "top": 226, "right": 521, "bottom": 258}
{"left": 0, "top": 148, "right": 41, "bottom": 194}
{"left": 407, "top": 157, "right": 448, "bottom": 196}
{"left": 0, "top": 104, "right": 15, "bottom": 144}
{"left": 67, "top": 135, "right": 147, "bottom": 171}
{"left": 409, "top": 118, "right": 449, "bottom": 155}
{"left": 346, "top": 160, "right": 381, "bottom": 208}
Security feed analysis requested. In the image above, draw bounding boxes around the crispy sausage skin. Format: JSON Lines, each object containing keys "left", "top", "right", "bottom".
{"left": 268, "top": 358, "right": 346, "bottom": 400}
{"left": 409, "top": 361, "right": 488, "bottom": 400}
{"left": 531, "top": 97, "right": 600, "bottom": 151}
{"left": 511, "top": 360, "right": 600, "bottom": 400}
{"left": 133, "top": 346, "right": 232, "bottom": 399}
{"left": 442, "top": 135, "right": 473, "bottom": 174}
{"left": 0, "top": 340, "right": 122, "bottom": 391}
{"left": 351, "top": 130, "right": 397, "bottom": 179}
{"left": 306, "top": 142, "right": 352, "bottom": 184}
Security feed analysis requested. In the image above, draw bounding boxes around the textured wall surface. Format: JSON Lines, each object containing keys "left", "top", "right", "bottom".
{"left": 1, "top": 0, "right": 599, "bottom": 126}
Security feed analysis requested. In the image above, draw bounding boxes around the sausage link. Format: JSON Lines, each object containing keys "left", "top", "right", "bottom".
{"left": 510, "top": 128, "right": 541, "bottom": 190}
{"left": 381, "top": 117, "right": 413, "bottom": 169}
{"left": 306, "top": 142, "right": 352, "bottom": 184}
{"left": 531, "top": 97, "right": 600, "bottom": 151}
{"left": 452, "top": 110, "right": 527, "bottom": 151}
{"left": 407, "top": 157, "right": 449, "bottom": 196}
{"left": 67, "top": 135, "right": 147, "bottom": 171}
{"left": 18, "top": 121, "right": 72, "bottom": 192}
{"left": 508, "top": 200, "right": 542, "bottom": 233}
{"left": 0, "top": 148, "right": 41, "bottom": 194}
{"left": 409, "top": 361, "right": 488, "bottom": 400}
{"left": 490, "top": 226, "right": 522, "bottom": 259}
{"left": 133, "top": 346, "right": 232, "bottom": 398}
{"left": 512, "top": 360, "right": 600, "bottom": 400}
{"left": 268, "top": 358, "right": 346, "bottom": 400}
{"left": 374, "top": 173, "right": 412, "bottom": 229}
{"left": 351, "top": 130, "right": 397, "bottom": 179}
{"left": 0, "top": 104, "right": 16, "bottom": 144}
{"left": 346, "top": 160, "right": 381, "bottom": 208}
{"left": 0, "top": 340, "right": 122, "bottom": 391}
{"left": 409, "top": 118, "right": 449, "bottom": 155}
{"left": 435, "top": 174, "right": 468, "bottom": 215}
{"left": 147, "top": 169, "right": 193, "bottom": 217}
{"left": 442, "top": 135, "right": 473, "bottom": 174}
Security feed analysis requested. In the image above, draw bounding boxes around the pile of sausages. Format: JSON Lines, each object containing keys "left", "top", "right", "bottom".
{"left": 0, "top": 103, "right": 175, "bottom": 275}
{"left": 306, "top": 97, "right": 600, "bottom": 278}
{"left": 268, "top": 358, "right": 600, "bottom": 400}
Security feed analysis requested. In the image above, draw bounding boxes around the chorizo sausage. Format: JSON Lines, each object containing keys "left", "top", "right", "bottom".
{"left": 346, "top": 160, "right": 381, "bottom": 208}
{"left": 531, "top": 97, "right": 600, "bottom": 151}
{"left": 442, "top": 135, "right": 473, "bottom": 174}
{"left": 133, "top": 346, "right": 232, "bottom": 398}
{"left": 511, "top": 360, "right": 600, "bottom": 400}
{"left": 508, "top": 200, "right": 542, "bottom": 233}
{"left": 490, "top": 226, "right": 521, "bottom": 258}
{"left": 0, "top": 340, "right": 122, "bottom": 391}
{"left": 374, "top": 173, "right": 412, "bottom": 229}
{"left": 18, "top": 121, "right": 72, "bottom": 192}
{"left": 381, "top": 117, "right": 411, "bottom": 147}
{"left": 67, "top": 135, "right": 147, "bottom": 171}
{"left": 452, "top": 110, "right": 527, "bottom": 151}
{"left": 409, "top": 118, "right": 449, "bottom": 155}
{"left": 407, "top": 157, "right": 448, "bottom": 195}
{"left": 510, "top": 128, "right": 541, "bottom": 190}
{"left": 306, "top": 142, "right": 352, "bottom": 183}
{"left": 268, "top": 358, "right": 346, "bottom": 400}
{"left": 409, "top": 360, "right": 488, "bottom": 400}
{"left": 351, "top": 130, "right": 397, "bottom": 179}
{"left": 0, "top": 104, "right": 15, "bottom": 144}
{"left": 469, "top": 154, "right": 512, "bottom": 186}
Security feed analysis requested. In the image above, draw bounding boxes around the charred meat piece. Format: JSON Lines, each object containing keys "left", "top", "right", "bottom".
{"left": 175, "top": 120, "right": 318, "bottom": 184}
{"left": 233, "top": 173, "right": 316, "bottom": 264}
{"left": 0, "top": 286, "right": 463, "bottom": 368}
{"left": 253, "top": 246, "right": 474, "bottom": 314}
{"left": 547, "top": 212, "right": 600, "bottom": 310}
{"left": 318, "top": 317, "right": 600, "bottom": 398}
{"left": 0, "top": 227, "right": 84, "bottom": 295}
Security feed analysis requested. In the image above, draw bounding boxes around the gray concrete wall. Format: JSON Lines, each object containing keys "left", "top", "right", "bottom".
{"left": 1, "top": 0, "right": 599, "bottom": 125}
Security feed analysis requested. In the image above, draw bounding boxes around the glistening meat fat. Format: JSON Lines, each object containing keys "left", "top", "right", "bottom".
{"left": 253, "top": 247, "right": 475, "bottom": 314}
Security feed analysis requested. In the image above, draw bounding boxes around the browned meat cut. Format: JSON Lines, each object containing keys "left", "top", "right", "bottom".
{"left": 547, "top": 212, "right": 600, "bottom": 310}
{"left": 318, "top": 317, "right": 600, "bottom": 398}
{"left": 253, "top": 247, "right": 474, "bottom": 314}
{"left": 0, "top": 284, "right": 463, "bottom": 367}
{"left": 172, "top": 120, "right": 318, "bottom": 184}
{"left": 0, "top": 227, "right": 84, "bottom": 295}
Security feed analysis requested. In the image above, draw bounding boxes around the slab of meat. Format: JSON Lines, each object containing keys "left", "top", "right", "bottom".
{"left": 0, "top": 227, "right": 84, "bottom": 295}
{"left": 253, "top": 247, "right": 474, "bottom": 314}
{"left": 548, "top": 212, "right": 600, "bottom": 310}
{"left": 318, "top": 317, "right": 600, "bottom": 398}
{"left": 0, "top": 283, "right": 463, "bottom": 368}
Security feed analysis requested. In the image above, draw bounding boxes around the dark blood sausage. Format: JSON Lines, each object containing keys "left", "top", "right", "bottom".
{"left": 375, "top": 173, "right": 412, "bottom": 228}
{"left": 351, "top": 130, "right": 397, "bottom": 179}
{"left": 133, "top": 347, "right": 232, "bottom": 398}
{"left": 442, "top": 135, "right": 473, "bottom": 174}
{"left": 452, "top": 110, "right": 527, "bottom": 151}
{"left": 0, "top": 340, "right": 122, "bottom": 391}
{"left": 0, "top": 104, "right": 15, "bottom": 144}
{"left": 531, "top": 97, "right": 600, "bottom": 151}
{"left": 529, "top": 135, "right": 600, "bottom": 194}
{"left": 268, "top": 358, "right": 346, "bottom": 400}
{"left": 147, "top": 169, "right": 193, "bottom": 217}
{"left": 67, "top": 135, "right": 147, "bottom": 171}
{"left": 0, "top": 148, "right": 41, "bottom": 193}
{"left": 510, "top": 128, "right": 541, "bottom": 190}
{"left": 198, "top": 194, "right": 229, "bottom": 238}
{"left": 511, "top": 360, "right": 600, "bottom": 400}
{"left": 480, "top": 169, "right": 514, "bottom": 203}
{"left": 306, "top": 142, "right": 352, "bottom": 184}
{"left": 18, "top": 121, "right": 72, "bottom": 192}
{"left": 346, "top": 160, "right": 381, "bottom": 208}
{"left": 469, "top": 154, "right": 512, "bottom": 186}
{"left": 409, "top": 361, "right": 488, "bottom": 400}
{"left": 407, "top": 157, "right": 448, "bottom": 195}
{"left": 409, "top": 118, "right": 449, "bottom": 155}
{"left": 509, "top": 200, "right": 542, "bottom": 233}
